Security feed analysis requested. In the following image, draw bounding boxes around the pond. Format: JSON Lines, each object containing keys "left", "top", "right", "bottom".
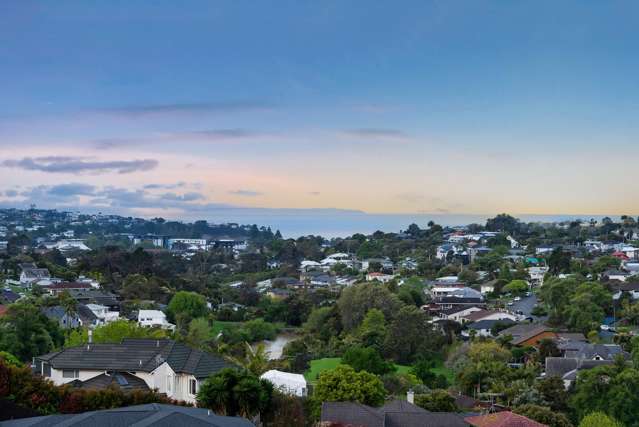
{"left": 262, "top": 332, "right": 298, "bottom": 360}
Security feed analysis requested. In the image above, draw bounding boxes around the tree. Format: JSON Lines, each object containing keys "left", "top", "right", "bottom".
{"left": 312, "top": 365, "right": 386, "bottom": 415}
{"left": 414, "top": 390, "right": 458, "bottom": 412}
{"left": 357, "top": 309, "right": 387, "bottom": 350}
{"left": 548, "top": 248, "right": 572, "bottom": 275}
{"left": 197, "top": 368, "right": 273, "bottom": 418}
{"left": 384, "top": 306, "right": 442, "bottom": 364}
{"left": 342, "top": 346, "right": 395, "bottom": 376}
{"left": 410, "top": 358, "right": 448, "bottom": 389}
{"left": 65, "top": 320, "right": 166, "bottom": 347}
{"left": 486, "top": 214, "right": 520, "bottom": 234}
{"left": 167, "top": 291, "right": 208, "bottom": 322}
{"left": 514, "top": 404, "right": 573, "bottom": 427}
{"left": 578, "top": 412, "right": 623, "bottom": 427}
{"left": 337, "top": 283, "right": 402, "bottom": 331}
{"left": 0, "top": 303, "right": 64, "bottom": 361}
{"left": 503, "top": 280, "right": 529, "bottom": 296}
{"left": 228, "top": 342, "right": 270, "bottom": 376}
{"left": 535, "top": 376, "right": 569, "bottom": 412}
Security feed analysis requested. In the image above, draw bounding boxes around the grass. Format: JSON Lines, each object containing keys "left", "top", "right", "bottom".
{"left": 304, "top": 357, "right": 454, "bottom": 384}
{"left": 211, "top": 320, "right": 241, "bottom": 335}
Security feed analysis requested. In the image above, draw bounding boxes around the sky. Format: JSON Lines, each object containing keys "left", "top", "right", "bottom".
{"left": 1, "top": 1, "right": 639, "bottom": 220}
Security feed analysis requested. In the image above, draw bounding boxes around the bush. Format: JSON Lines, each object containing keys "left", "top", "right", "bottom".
{"left": 0, "top": 359, "right": 186, "bottom": 415}
{"left": 515, "top": 404, "right": 573, "bottom": 427}
{"left": 414, "top": 390, "right": 458, "bottom": 412}
{"left": 342, "top": 346, "right": 395, "bottom": 376}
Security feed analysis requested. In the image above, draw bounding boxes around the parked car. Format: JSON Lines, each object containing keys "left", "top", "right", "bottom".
{"left": 514, "top": 296, "right": 521, "bottom": 301}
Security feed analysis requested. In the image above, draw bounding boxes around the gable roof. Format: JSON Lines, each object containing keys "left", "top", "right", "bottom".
{"left": 321, "top": 400, "right": 467, "bottom": 427}
{"left": 468, "top": 319, "right": 516, "bottom": 330}
{"left": 465, "top": 411, "right": 547, "bottom": 427}
{"left": 0, "top": 403, "right": 254, "bottom": 427}
{"left": 37, "top": 339, "right": 232, "bottom": 379}
{"left": 73, "top": 371, "right": 150, "bottom": 393}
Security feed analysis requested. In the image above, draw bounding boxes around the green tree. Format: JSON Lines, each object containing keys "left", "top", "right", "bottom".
{"left": 384, "top": 306, "right": 442, "bottom": 364}
{"left": 514, "top": 404, "right": 573, "bottom": 427}
{"left": 503, "top": 280, "right": 529, "bottom": 296}
{"left": 167, "top": 291, "right": 208, "bottom": 322}
{"left": 228, "top": 342, "right": 270, "bottom": 376}
{"left": 357, "top": 309, "right": 387, "bottom": 350}
{"left": 414, "top": 390, "right": 458, "bottom": 412}
{"left": 312, "top": 365, "right": 386, "bottom": 415}
{"left": 337, "top": 283, "right": 402, "bottom": 331}
{"left": 579, "top": 412, "right": 623, "bottom": 427}
{"left": 342, "top": 346, "right": 395, "bottom": 376}
{"left": 0, "top": 303, "right": 64, "bottom": 361}
{"left": 65, "top": 320, "right": 166, "bottom": 346}
{"left": 197, "top": 368, "right": 273, "bottom": 418}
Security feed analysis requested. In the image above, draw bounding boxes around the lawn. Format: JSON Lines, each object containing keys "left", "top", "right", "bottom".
{"left": 304, "top": 357, "right": 455, "bottom": 384}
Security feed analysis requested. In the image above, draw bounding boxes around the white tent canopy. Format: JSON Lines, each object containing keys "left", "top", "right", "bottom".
{"left": 260, "top": 369, "right": 308, "bottom": 397}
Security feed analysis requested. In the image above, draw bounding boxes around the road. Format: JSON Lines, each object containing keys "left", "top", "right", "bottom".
{"left": 509, "top": 294, "right": 547, "bottom": 322}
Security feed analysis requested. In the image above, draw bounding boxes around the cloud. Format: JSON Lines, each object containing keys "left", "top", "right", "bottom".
{"left": 92, "top": 101, "right": 273, "bottom": 118}
{"left": 309, "top": 191, "right": 321, "bottom": 196}
{"left": 48, "top": 183, "right": 96, "bottom": 196}
{"left": 92, "top": 128, "right": 262, "bottom": 150}
{"left": 143, "top": 182, "right": 187, "bottom": 190}
{"left": 158, "top": 192, "right": 204, "bottom": 202}
{"left": 2, "top": 156, "right": 158, "bottom": 174}
{"left": 3, "top": 189, "right": 18, "bottom": 198}
{"left": 342, "top": 128, "right": 408, "bottom": 139}
{"left": 229, "top": 189, "right": 263, "bottom": 197}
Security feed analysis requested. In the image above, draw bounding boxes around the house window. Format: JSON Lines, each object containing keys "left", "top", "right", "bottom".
{"left": 189, "top": 378, "right": 197, "bottom": 395}
{"left": 62, "top": 369, "right": 79, "bottom": 379}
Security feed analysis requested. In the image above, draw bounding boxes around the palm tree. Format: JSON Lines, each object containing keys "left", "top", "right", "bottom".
{"left": 228, "top": 342, "right": 270, "bottom": 376}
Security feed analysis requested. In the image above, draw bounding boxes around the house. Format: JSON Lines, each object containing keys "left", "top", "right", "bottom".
{"left": 42, "top": 306, "right": 85, "bottom": 329}
{"left": 299, "top": 260, "right": 322, "bottom": 272}
{"left": 610, "top": 282, "right": 639, "bottom": 300}
{"left": 465, "top": 411, "right": 547, "bottom": 427}
{"left": 260, "top": 369, "right": 307, "bottom": 396}
{"left": 527, "top": 266, "right": 549, "bottom": 285}
{"left": 0, "top": 403, "right": 254, "bottom": 426}
{"left": 34, "top": 339, "right": 233, "bottom": 404}
{"left": 460, "top": 310, "right": 518, "bottom": 324}
{"left": 138, "top": 310, "right": 175, "bottom": 330}
{"left": 1, "top": 288, "right": 21, "bottom": 303}
{"left": 463, "top": 318, "right": 516, "bottom": 337}
{"left": 563, "top": 343, "right": 629, "bottom": 361}
{"left": 366, "top": 272, "right": 396, "bottom": 283}
{"left": 167, "top": 238, "right": 207, "bottom": 250}
{"left": 85, "top": 303, "right": 120, "bottom": 324}
{"left": 480, "top": 279, "right": 499, "bottom": 295}
{"left": 19, "top": 266, "right": 51, "bottom": 286}
{"left": 545, "top": 357, "right": 617, "bottom": 389}
{"left": 321, "top": 399, "right": 468, "bottom": 427}
{"left": 320, "top": 252, "right": 355, "bottom": 268}
{"left": 438, "top": 306, "right": 484, "bottom": 322}
{"left": 44, "top": 281, "right": 93, "bottom": 296}
{"left": 67, "top": 289, "right": 120, "bottom": 310}
{"left": 602, "top": 269, "right": 630, "bottom": 282}
{"left": 430, "top": 296, "right": 487, "bottom": 311}
{"left": 498, "top": 323, "right": 586, "bottom": 348}
{"left": 360, "top": 257, "right": 394, "bottom": 272}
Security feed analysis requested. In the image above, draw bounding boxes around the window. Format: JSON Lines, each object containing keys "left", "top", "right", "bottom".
{"left": 189, "top": 378, "right": 197, "bottom": 395}
{"left": 62, "top": 369, "right": 79, "bottom": 379}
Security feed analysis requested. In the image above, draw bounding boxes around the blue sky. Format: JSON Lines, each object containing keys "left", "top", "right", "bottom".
{"left": 1, "top": 1, "right": 639, "bottom": 218}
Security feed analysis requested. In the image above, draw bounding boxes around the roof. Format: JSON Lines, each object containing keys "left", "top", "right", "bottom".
{"left": 260, "top": 370, "right": 306, "bottom": 388}
{"left": 0, "top": 403, "right": 254, "bottom": 427}
{"left": 465, "top": 411, "right": 547, "bottom": 427}
{"left": 36, "top": 339, "right": 232, "bottom": 379}
{"left": 564, "top": 343, "right": 629, "bottom": 361}
{"left": 1, "top": 289, "right": 21, "bottom": 303}
{"left": 545, "top": 357, "right": 613, "bottom": 377}
{"left": 73, "top": 371, "right": 150, "bottom": 393}
{"left": 21, "top": 268, "right": 50, "bottom": 279}
{"left": 498, "top": 324, "right": 552, "bottom": 345}
{"left": 468, "top": 319, "right": 516, "bottom": 330}
{"left": 46, "top": 282, "right": 92, "bottom": 291}
{"left": 321, "top": 400, "right": 467, "bottom": 427}
{"left": 463, "top": 310, "right": 504, "bottom": 322}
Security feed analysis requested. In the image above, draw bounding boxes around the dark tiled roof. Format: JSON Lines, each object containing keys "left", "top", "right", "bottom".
{"left": 321, "top": 400, "right": 467, "bottom": 427}
{"left": 0, "top": 403, "right": 254, "bottom": 427}
{"left": 73, "top": 371, "right": 150, "bottom": 393}
{"left": 468, "top": 319, "right": 516, "bottom": 330}
{"left": 1, "top": 289, "right": 21, "bottom": 303}
{"left": 545, "top": 357, "right": 613, "bottom": 377}
{"left": 435, "top": 297, "right": 485, "bottom": 305}
{"left": 37, "top": 339, "right": 231, "bottom": 378}
{"left": 321, "top": 402, "right": 383, "bottom": 427}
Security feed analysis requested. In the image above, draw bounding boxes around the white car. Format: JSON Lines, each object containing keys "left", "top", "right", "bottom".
{"left": 507, "top": 301, "right": 514, "bottom": 306}
{"left": 514, "top": 296, "right": 521, "bottom": 301}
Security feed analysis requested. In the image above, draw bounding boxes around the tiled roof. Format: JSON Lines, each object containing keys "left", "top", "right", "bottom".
{"left": 321, "top": 400, "right": 467, "bottom": 427}
{"left": 37, "top": 339, "right": 232, "bottom": 378}
{"left": 0, "top": 403, "right": 254, "bottom": 426}
{"left": 465, "top": 411, "right": 547, "bottom": 427}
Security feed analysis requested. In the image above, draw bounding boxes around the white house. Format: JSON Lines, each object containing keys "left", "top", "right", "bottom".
{"left": 167, "top": 238, "right": 207, "bottom": 250}
{"left": 138, "top": 310, "right": 175, "bottom": 331}
{"left": 260, "top": 370, "right": 308, "bottom": 397}
{"left": 528, "top": 266, "right": 549, "bottom": 285}
{"left": 366, "top": 272, "right": 395, "bottom": 283}
{"left": 34, "top": 339, "right": 231, "bottom": 404}
{"left": 86, "top": 304, "right": 120, "bottom": 324}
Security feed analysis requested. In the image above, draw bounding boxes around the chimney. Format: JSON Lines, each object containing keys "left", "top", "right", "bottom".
{"left": 407, "top": 389, "right": 415, "bottom": 404}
